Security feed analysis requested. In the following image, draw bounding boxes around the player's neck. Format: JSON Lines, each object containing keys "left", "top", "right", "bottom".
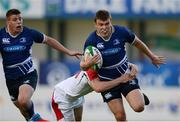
{"left": 6, "top": 26, "right": 22, "bottom": 38}
{"left": 97, "top": 26, "right": 114, "bottom": 42}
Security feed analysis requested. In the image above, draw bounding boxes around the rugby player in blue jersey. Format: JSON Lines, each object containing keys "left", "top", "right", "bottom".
{"left": 81, "top": 10, "right": 166, "bottom": 121}
{"left": 0, "top": 9, "right": 82, "bottom": 121}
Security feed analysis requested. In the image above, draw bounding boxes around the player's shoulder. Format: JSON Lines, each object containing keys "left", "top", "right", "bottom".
{"left": 0, "top": 27, "right": 6, "bottom": 37}
{"left": 23, "top": 26, "right": 34, "bottom": 33}
{"left": 113, "top": 25, "right": 131, "bottom": 35}
{"left": 0, "top": 27, "right": 6, "bottom": 33}
{"left": 23, "top": 26, "right": 44, "bottom": 38}
{"left": 23, "top": 26, "right": 41, "bottom": 33}
{"left": 113, "top": 25, "right": 128, "bottom": 31}
{"left": 86, "top": 31, "right": 97, "bottom": 42}
{"left": 88, "top": 31, "right": 97, "bottom": 38}
{"left": 21, "top": 26, "right": 32, "bottom": 35}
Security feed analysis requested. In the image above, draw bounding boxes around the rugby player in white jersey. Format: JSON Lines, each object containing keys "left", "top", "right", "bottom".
{"left": 51, "top": 54, "right": 138, "bottom": 122}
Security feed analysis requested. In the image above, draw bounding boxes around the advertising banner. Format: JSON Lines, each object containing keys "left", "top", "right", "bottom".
{"left": 136, "top": 60, "right": 180, "bottom": 87}
{"left": 39, "top": 60, "right": 80, "bottom": 86}
{"left": 0, "top": 0, "right": 45, "bottom": 18}
{"left": 39, "top": 60, "right": 180, "bottom": 87}
{"left": 46, "top": 0, "right": 180, "bottom": 19}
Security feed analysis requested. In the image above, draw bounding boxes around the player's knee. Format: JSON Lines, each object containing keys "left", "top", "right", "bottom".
{"left": 18, "top": 97, "right": 29, "bottom": 107}
{"left": 132, "top": 104, "right": 144, "bottom": 112}
{"left": 114, "top": 111, "right": 126, "bottom": 121}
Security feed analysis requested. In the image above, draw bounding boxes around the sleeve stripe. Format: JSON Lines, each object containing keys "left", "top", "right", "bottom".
{"left": 42, "top": 34, "right": 46, "bottom": 43}
{"left": 131, "top": 35, "right": 136, "bottom": 45}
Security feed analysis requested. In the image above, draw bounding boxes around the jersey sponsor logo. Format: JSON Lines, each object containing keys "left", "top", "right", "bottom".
{"left": 2, "top": 38, "right": 10, "bottom": 44}
{"left": 10, "top": 95, "right": 15, "bottom": 101}
{"left": 129, "top": 79, "right": 136, "bottom": 85}
{"left": 4, "top": 45, "right": 26, "bottom": 52}
{"left": 97, "top": 43, "right": 104, "bottom": 49}
{"left": 101, "top": 47, "right": 121, "bottom": 56}
{"left": 113, "top": 39, "right": 120, "bottom": 45}
{"left": 23, "top": 80, "right": 30, "bottom": 84}
{"left": 19, "top": 37, "right": 26, "bottom": 43}
{"left": 104, "top": 92, "right": 112, "bottom": 99}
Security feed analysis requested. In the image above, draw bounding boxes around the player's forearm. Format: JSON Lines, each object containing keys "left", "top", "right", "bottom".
{"left": 90, "top": 74, "right": 130, "bottom": 93}
{"left": 44, "top": 36, "right": 71, "bottom": 55}
{"left": 133, "top": 37, "right": 154, "bottom": 60}
{"left": 89, "top": 80, "right": 119, "bottom": 93}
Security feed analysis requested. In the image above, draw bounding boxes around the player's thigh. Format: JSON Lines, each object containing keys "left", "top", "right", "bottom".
{"left": 51, "top": 94, "right": 64, "bottom": 121}
{"left": 18, "top": 70, "right": 37, "bottom": 102}
{"left": 60, "top": 108, "right": 75, "bottom": 121}
{"left": 121, "top": 78, "right": 144, "bottom": 111}
{"left": 107, "top": 98, "right": 125, "bottom": 115}
{"left": 53, "top": 89, "right": 84, "bottom": 121}
{"left": 74, "top": 106, "right": 83, "bottom": 121}
{"left": 5, "top": 70, "right": 37, "bottom": 102}
{"left": 125, "top": 89, "right": 144, "bottom": 111}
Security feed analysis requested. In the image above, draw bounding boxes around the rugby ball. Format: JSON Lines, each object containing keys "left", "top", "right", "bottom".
{"left": 84, "top": 46, "right": 103, "bottom": 70}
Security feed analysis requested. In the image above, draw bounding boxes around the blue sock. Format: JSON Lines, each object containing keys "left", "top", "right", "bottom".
{"left": 29, "top": 113, "right": 42, "bottom": 121}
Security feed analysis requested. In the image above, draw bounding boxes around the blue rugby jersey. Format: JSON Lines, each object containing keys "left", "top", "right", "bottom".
{"left": 0, "top": 26, "right": 45, "bottom": 80}
{"left": 84, "top": 25, "right": 135, "bottom": 81}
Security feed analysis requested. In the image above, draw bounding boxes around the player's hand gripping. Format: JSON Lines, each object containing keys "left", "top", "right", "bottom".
{"left": 120, "top": 64, "right": 138, "bottom": 83}
{"left": 128, "top": 63, "right": 138, "bottom": 78}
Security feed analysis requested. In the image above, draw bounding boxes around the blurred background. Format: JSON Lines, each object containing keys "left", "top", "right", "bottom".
{"left": 0, "top": 0, "right": 180, "bottom": 121}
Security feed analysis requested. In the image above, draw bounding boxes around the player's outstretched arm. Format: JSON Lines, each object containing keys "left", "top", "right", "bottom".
{"left": 44, "top": 36, "right": 83, "bottom": 58}
{"left": 133, "top": 36, "right": 166, "bottom": 68}
{"left": 89, "top": 64, "right": 138, "bottom": 93}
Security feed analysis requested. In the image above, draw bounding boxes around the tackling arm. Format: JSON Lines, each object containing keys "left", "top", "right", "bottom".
{"left": 88, "top": 64, "right": 138, "bottom": 93}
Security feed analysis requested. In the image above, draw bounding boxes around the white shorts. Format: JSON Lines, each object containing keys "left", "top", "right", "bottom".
{"left": 52, "top": 88, "right": 84, "bottom": 121}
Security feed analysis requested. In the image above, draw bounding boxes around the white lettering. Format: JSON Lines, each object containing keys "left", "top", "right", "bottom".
{"left": 132, "top": 0, "right": 146, "bottom": 14}
{"left": 65, "top": 0, "right": 81, "bottom": 13}
{"left": 0, "top": 0, "right": 43, "bottom": 18}
{"left": 162, "top": 0, "right": 180, "bottom": 14}
{"left": 138, "top": 63, "right": 171, "bottom": 87}
{"left": 132, "top": 0, "right": 180, "bottom": 14}
{"left": 109, "top": 0, "right": 127, "bottom": 13}
{"left": 82, "top": 0, "right": 100, "bottom": 13}
{"left": 65, "top": 0, "right": 127, "bottom": 14}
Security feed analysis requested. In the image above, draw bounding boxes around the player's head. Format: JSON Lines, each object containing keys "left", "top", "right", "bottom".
{"left": 6, "top": 9, "right": 23, "bottom": 35}
{"left": 94, "top": 10, "right": 112, "bottom": 39}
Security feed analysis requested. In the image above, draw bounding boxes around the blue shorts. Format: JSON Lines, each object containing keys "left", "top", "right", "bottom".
{"left": 5, "top": 70, "right": 38, "bottom": 101}
{"left": 101, "top": 78, "right": 140, "bottom": 102}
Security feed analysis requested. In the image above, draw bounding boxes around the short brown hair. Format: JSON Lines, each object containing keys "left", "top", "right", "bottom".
{"left": 6, "top": 9, "right": 21, "bottom": 18}
{"left": 94, "top": 10, "right": 111, "bottom": 22}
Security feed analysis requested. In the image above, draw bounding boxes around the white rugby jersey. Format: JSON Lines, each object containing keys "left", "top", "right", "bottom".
{"left": 54, "top": 69, "right": 98, "bottom": 99}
